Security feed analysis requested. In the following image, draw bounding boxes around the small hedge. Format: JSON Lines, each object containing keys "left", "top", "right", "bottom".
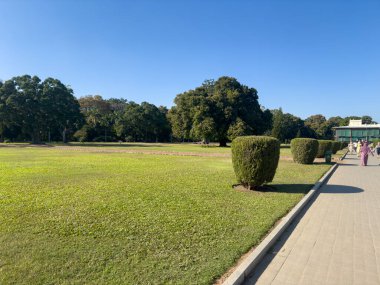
{"left": 316, "top": 140, "right": 333, "bottom": 158}
{"left": 331, "top": 141, "right": 341, "bottom": 154}
{"left": 231, "top": 136, "right": 280, "bottom": 189}
{"left": 290, "top": 138, "right": 319, "bottom": 164}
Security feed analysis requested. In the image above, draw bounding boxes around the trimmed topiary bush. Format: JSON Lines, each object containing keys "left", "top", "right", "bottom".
{"left": 316, "top": 140, "right": 333, "bottom": 158}
{"left": 331, "top": 141, "right": 341, "bottom": 154}
{"left": 231, "top": 136, "right": 280, "bottom": 189}
{"left": 290, "top": 138, "right": 319, "bottom": 164}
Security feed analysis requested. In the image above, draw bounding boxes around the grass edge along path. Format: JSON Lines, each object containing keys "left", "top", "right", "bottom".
{"left": 0, "top": 147, "right": 331, "bottom": 284}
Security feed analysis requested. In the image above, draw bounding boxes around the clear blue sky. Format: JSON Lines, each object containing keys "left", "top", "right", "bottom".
{"left": 1, "top": 0, "right": 379, "bottom": 122}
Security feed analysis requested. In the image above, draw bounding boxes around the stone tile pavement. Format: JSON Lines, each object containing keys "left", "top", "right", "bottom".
{"left": 244, "top": 154, "right": 380, "bottom": 285}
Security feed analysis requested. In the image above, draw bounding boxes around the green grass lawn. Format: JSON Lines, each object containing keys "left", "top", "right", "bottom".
{"left": 54, "top": 142, "right": 233, "bottom": 154}
{"left": 51, "top": 142, "right": 294, "bottom": 157}
{"left": 0, "top": 147, "right": 331, "bottom": 284}
{"left": 2, "top": 142, "right": 311, "bottom": 157}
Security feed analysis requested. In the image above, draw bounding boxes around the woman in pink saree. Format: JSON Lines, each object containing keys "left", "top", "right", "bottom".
{"left": 360, "top": 141, "right": 374, "bottom": 166}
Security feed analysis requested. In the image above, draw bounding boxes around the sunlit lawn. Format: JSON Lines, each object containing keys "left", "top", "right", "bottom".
{"left": 54, "top": 142, "right": 232, "bottom": 154}
{"left": 52, "top": 142, "right": 296, "bottom": 156}
{"left": 0, "top": 146, "right": 331, "bottom": 284}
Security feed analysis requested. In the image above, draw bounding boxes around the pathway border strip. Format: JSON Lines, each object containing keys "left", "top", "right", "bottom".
{"left": 221, "top": 162, "right": 340, "bottom": 285}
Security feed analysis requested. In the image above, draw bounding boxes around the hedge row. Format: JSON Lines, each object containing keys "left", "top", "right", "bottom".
{"left": 290, "top": 139, "right": 345, "bottom": 163}
{"left": 232, "top": 136, "right": 345, "bottom": 189}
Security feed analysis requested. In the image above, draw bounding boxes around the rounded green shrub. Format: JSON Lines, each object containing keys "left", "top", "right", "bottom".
{"left": 316, "top": 140, "right": 333, "bottom": 158}
{"left": 290, "top": 138, "right": 319, "bottom": 164}
{"left": 331, "top": 141, "right": 341, "bottom": 154}
{"left": 231, "top": 136, "right": 280, "bottom": 189}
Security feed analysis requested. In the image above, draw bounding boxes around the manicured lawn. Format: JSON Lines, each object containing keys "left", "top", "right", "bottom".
{"left": 55, "top": 142, "right": 232, "bottom": 154}
{"left": 52, "top": 142, "right": 292, "bottom": 157}
{"left": 0, "top": 146, "right": 331, "bottom": 284}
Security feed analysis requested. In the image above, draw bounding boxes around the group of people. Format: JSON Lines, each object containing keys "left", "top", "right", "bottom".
{"left": 348, "top": 140, "right": 380, "bottom": 166}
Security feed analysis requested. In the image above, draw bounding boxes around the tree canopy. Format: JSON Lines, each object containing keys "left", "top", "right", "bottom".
{"left": 1, "top": 74, "right": 377, "bottom": 145}
{"left": 74, "top": 96, "right": 171, "bottom": 143}
{"left": 0, "top": 75, "right": 82, "bottom": 143}
{"left": 168, "top": 77, "right": 272, "bottom": 146}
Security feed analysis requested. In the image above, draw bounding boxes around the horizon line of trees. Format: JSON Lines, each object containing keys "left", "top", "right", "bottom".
{"left": 0, "top": 74, "right": 377, "bottom": 145}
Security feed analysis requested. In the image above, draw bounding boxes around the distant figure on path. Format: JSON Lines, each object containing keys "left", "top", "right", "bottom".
{"left": 360, "top": 141, "right": 374, "bottom": 166}
{"left": 356, "top": 140, "right": 362, "bottom": 157}
{"left": 348, "top": 140, "right": 354, "bottom": 154}
{"left": 375, "top": 142, "right": 380, "bottom": 156}
{"left": 375, "top": 142, "right": 380, "bottom": 164}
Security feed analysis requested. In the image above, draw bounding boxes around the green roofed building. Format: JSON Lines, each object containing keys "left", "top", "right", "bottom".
{"left": 334, "top": 120, "right": 380, "bottom": 142}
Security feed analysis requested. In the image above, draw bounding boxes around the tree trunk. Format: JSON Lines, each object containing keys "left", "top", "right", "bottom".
{"left": 31, "top": 130, "right": 41, "bottom": 144}
{"left": 219, "top": 140, "right": 227, "bottom": 147}
{"left": 62, "top": 128, "right": 68, "bottom": 143}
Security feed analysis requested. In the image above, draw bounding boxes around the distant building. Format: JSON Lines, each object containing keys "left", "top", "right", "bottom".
{"left": 334, "top": 120, "right": 380, "bottom": 142}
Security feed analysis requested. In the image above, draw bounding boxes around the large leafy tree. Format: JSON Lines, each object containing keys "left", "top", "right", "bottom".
{"left": 361, "top": 115, "right": 376, "bottom": 124}
{"left": 271, "top": 108, "right": 306, "bottom": 142}
{"left": 77, "top": 95, "right": 113, "bottom": 141}
{"left": 0, "top": 75, "right": 82, "bottom": 143}
{"left": 114, "top": 101, "right": 170, "bottom": 142}
{"left": 271, "top": 108, "right": 284, "bottom": 141}
{"left": 304, "top": 114, "right": 328, "bottom": 139}
{"left": 0, "top": 80, "right": 7, "bottom": 141}
{"left": 3, "top": 75, "right": 44, "bottom": 143}
{"left": 41, "top": 78, "right": 83, "bottom": 143}
{"left": 169, "top": 76, "right": 271, "bottom": 146}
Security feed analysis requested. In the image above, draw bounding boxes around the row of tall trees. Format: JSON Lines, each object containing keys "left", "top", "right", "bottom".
{"left": 270, "top": 109, "right": 376, "bottom": 142}
{"left": 0, "top": 74, "right": 376, "bottom": 144}
{"left": 75, "top": 95, "right": 171, "bottom": 142}
{"left": 0, "top": 75, "right": 82, "bottom": 143}
{"left": 74, "top": 77, "right": 272, "bottom": 145}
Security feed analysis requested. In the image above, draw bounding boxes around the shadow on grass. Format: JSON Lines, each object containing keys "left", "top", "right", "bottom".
{"left": 244, "top": 183, "right": 364, "bottom": 284}
{"left": 0, "top": 143, "right": 54, "bottom": 148}
{"left": 266, "top": 184, "right": 315, "bottom": 194}
{"left": 235, "top": 184, "right": 317, "bottom": 194}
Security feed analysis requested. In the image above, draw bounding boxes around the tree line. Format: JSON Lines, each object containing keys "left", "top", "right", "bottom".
{"left": 0, "top": 75, "right": 376, "bottom": 145}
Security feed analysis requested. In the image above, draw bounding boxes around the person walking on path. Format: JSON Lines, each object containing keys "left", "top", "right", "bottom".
{"left": 375, "top": 141, "right": 380, "bottom": 157}
{"left": 375, "top": 141, "right": 380, "bottom": 164}
{"left": 356, "top": 140, "right": 362, "bottom": 157}
{"left": 348, "top": 140, "right": 354, "bottom": 154}
{"left": 360, "top": 141, "right": 374, "bottom": 166}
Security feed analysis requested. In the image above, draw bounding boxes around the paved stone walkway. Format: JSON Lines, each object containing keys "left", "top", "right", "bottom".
{"left": 245, "top": 154, "right": 380, "bottom": 285}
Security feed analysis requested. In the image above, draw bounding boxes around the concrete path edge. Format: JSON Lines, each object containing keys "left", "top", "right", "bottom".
{"left": 221, "top": 162, "right": 339, "bottom": 285}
